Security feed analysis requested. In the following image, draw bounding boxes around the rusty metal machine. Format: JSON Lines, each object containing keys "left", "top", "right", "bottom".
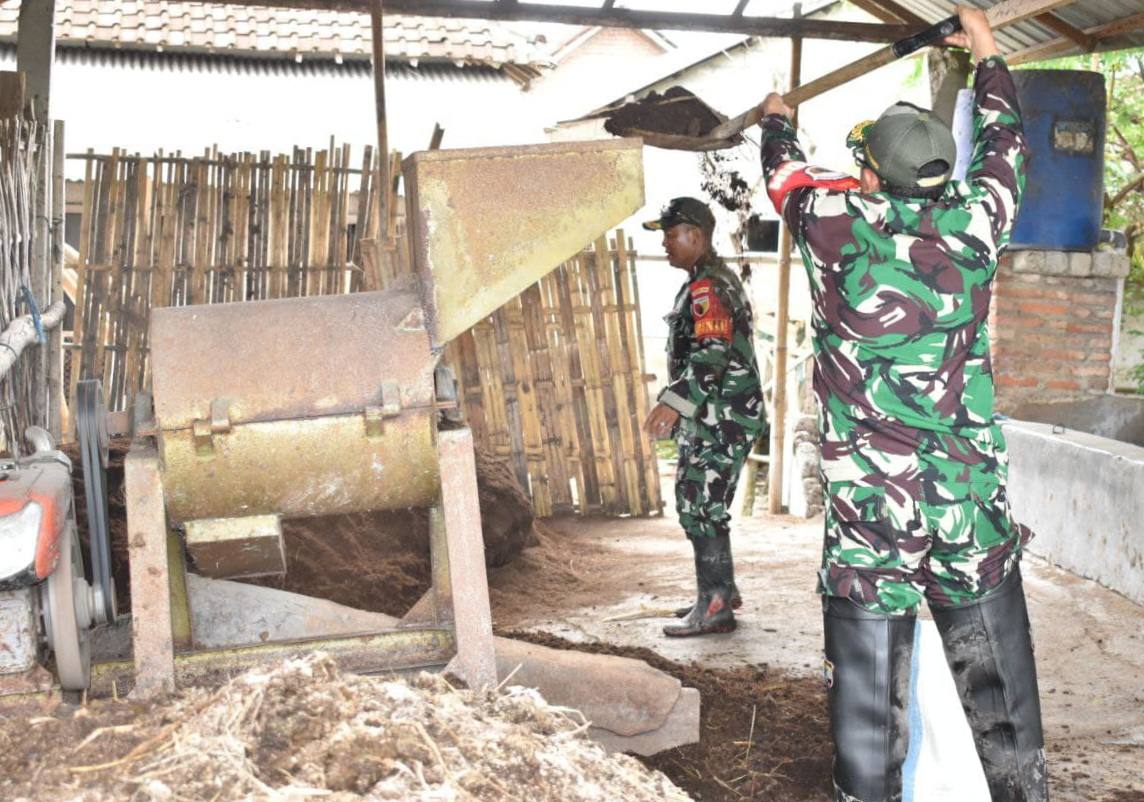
{"left": 114, "top": 139, "right": 644, "bottom": 695}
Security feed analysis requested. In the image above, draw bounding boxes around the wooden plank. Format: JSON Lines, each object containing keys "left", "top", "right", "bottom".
{"left": 1036, "top": 11, "right": 1096, "bottom": 51}
{"left": 191, "top": 0, "right": 914, "bottom": 43}
{"left": 1007, "top": 11, "right": 1144, "bottom": 64}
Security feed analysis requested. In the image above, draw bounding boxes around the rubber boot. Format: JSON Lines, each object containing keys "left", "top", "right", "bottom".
{"left": 673, "top": 541, "right": 741, "bottom": 617}
{"left": 931, "top": 568, "right": 1048, "bottom": 802}
{"left": 824, "top": 596, "right": 916, "bottom": 802}
{"left": 663, "top": 534, "right": 736, "bottom": 637}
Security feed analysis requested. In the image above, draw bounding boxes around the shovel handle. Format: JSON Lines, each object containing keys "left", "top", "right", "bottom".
{"left": 711, "top": 15, "right": 961, "bottom": 139}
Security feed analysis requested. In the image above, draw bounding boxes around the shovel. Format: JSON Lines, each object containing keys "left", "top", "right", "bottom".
{"left": 604, "top": 15, "right": 962, "bottom": 152}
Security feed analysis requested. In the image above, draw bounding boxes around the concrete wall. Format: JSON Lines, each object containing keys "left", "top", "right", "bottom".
{"left": 1008, "top": 394, "right": 1144, "bottom": 448}
{"left": 1004, "top": 420, "right": 1144, "bottom": 605}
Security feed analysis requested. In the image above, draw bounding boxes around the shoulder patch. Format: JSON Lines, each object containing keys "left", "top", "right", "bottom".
{"left": 766, "top": 160, "right": 860, "bottom": 214}
{"left": 690, "top": 278, "right": 732, "bottom": 341}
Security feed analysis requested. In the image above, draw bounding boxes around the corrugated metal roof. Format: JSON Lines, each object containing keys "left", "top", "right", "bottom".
{"left": 0, "top": 0, "right": 549, "bottom": 68}
{"left": 889, "top": 1, "right": 1143, "bottom": 64}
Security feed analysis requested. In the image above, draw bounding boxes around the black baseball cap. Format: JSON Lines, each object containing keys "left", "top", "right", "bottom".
{"left": 847, "top": 101, "right": 956, "bottom": 192}
{"left": 642, "top": 197, "right": 715, "bottom": 234}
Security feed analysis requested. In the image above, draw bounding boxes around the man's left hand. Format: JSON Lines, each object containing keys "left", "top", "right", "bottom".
{"left": 644, "top": 403, "right": 681, "bottom": 440}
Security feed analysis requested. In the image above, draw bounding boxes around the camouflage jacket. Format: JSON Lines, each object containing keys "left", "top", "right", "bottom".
{"left": 659, "top": 252, "right": 766, "bottom": 444}
{"left": 759, "top": 56, "right": 1027, "bottom": 473}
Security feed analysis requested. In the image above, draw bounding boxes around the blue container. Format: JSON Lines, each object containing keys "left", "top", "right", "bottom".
{"left": 1009, "top": 69, "right": 1105, "bottom": 251}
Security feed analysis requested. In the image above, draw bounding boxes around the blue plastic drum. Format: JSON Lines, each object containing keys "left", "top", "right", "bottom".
{"left": 1008, "top": 69, "right": 1106, "bottom": 251}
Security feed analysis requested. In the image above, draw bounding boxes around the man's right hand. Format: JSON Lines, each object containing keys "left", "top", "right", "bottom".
{"left": 944, "top": 4, "right": 1000, "bottom": 64}
{"left": 759, "top": 92, "right": 794, "bottom": 122}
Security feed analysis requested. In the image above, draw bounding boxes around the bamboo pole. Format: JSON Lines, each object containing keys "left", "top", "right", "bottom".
{"left": 370, "top": 0, "right": 390, "bottom": 249}
{"left": 768, "top": 30, "right": 802, "bottom": 515}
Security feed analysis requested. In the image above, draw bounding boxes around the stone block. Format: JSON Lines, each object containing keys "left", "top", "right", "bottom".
{"left": 1043, "top": 250, "right": 1069, "bottom": 276}
{"left": 1010, "top": 250, "right": 1045, "bottom": 274}
{"left": 1068, "top": 251, "right": 1093, "bottom": 277}
{"left": 1093, "top": 250, "right": 1131, "bottom": 278}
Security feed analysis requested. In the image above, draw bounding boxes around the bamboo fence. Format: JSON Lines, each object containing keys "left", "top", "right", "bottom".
{"left": 68, "top": 144, "right": 662, "bottom": 517}
{"left": 67, "top": 144, "right": 385, "bottom": 417}
{"left": 442, "top": 233, "right": 662, "bottom": 518}
{"left": 0, "top": 116, "right": 48, "bottom": 454}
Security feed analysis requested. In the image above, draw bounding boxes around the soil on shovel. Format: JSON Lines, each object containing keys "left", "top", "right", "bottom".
{"left": 604, "top": 87, "right": 727, "bottom": 139}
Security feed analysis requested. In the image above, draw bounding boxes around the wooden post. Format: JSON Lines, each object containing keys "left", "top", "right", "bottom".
{"left": 928, "top": 47, "right": 972, "bottom": 127}
{"left": 768, "top": 28, "right": 802, "bottom": 515}
{"left": 15, "top": 0, "right": 55, "bottom": 123}
{"left": 370, "top": 0, "right": 390, "bottom": 247}
{"left": 48, "top": 120, "right": 64, "bottom": 441}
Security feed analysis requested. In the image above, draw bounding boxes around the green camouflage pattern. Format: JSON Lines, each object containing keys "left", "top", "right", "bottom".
{"left": 660, "top": 252, "right": 765, "bottom": 539}
{"left": 760, "top": 56, "right": 1032, "bottom": 614}
{"left": 659, "top": 252, "right": 766, "bottom": 444}
{"left": 676, "top": 432, "right": 752, "bottom": 540}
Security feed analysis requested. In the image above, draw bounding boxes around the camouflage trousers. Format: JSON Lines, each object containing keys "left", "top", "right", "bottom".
{"left": 819, "top": 426, "right": 1032, "bottom": 615}
{"left": 675, "top": 430, "right": 752, "bottom": 539}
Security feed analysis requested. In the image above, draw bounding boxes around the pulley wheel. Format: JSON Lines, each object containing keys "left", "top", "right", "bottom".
{"left": 42, "top": 525, "right": 94, "bottom": 691}
{"left": 77, "top": 379, "right": 116, "bottom": 624}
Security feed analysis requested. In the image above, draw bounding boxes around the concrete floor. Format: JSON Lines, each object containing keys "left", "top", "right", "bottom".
{"left": 492, "top": 499, "right": 1144, "bottom": 800}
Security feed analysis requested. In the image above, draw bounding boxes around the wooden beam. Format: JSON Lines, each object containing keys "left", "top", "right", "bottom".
{"left": 1036, "top": 11, "right": 1096, "bottom": 51}
{"left": 847, "top": 0, "right": 927, "bottom": 28}
{"left": 1007, "top": 11, "right": 1144, "bottom": 65}
{"left": 158, "top": 0, "right": 913, "bottom": 43}
{"left": 732, "top": 0, "right": 749, "bottom": 17}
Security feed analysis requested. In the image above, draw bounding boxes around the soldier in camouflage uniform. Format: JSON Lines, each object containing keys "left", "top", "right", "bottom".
{"left": 641, "top": 197, "right": 766, "bottom": 637}
{"left": 759, "top": 7, "right": 1046, "bottom": 802}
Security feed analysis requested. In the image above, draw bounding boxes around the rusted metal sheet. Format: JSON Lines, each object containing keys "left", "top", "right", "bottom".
{"left": 160, "top": 410, "right": 439, "bottom": 522}
{"left": 185, "top": 515, "right": 286, "bottom": 580}
{"left": 150, "top": 280, "right": 434, "bottom": 432}
{"left": 404, "top": 138, "right": 645, "bottom": 347}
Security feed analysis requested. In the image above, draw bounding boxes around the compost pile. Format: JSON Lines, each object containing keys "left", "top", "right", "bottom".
{"left": 0, "top": 654, "right": 689, "bottom": 802}
{"left": 603, "top": 87, "right": 726, "bottom": 139}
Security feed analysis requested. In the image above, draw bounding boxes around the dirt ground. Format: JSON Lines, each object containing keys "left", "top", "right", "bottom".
{"left": 488, "top": 479, "right": 1144, "bottom": 802}
{"left": 11, "top": 449, "right": 1144, "bottom": 801}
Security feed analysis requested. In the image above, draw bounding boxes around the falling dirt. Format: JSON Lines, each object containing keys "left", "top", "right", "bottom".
{"left": 0, "top": 654, "right": 689, "bottom": 801}
{"left": 603, "top": 86, "right": 727, "bottom": 139}
{"left": 67, "top": 439, "right": 534, "bottom": 618}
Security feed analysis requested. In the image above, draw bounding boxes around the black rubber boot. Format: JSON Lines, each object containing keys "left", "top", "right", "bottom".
{"left": 663, "top": 534, "right": 736, "bottom": 637}
{"left": 823, "top": 596, "right": 915, "bottom": 802}
{"left": 673, "top": 541, "right": 741, "bottom": 617}
{"left": 931, "top": 568, "right": 1048, "bottom": 802}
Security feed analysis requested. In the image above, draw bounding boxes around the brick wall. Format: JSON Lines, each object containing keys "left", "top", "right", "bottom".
{"left": 990, "top": 249, "right": 1131, "bottom": 413}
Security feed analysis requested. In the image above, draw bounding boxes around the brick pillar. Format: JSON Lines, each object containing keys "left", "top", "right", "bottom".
{"left": 990, "top": 249, "right": 1131, "bottom": 413}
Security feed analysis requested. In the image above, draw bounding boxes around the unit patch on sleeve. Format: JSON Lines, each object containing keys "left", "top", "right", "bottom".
{"left": 690, "top": 278, "right": 732, "bottom": 341}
